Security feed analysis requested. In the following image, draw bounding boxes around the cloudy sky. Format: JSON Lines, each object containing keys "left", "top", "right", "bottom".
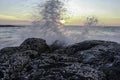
{"left": 0, "top": 0, "right": 120, "bottom": 26}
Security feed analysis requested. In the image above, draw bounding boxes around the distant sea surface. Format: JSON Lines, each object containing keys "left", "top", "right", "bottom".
{"left": 0, "top": 25, "right": 120, "bottom": 49}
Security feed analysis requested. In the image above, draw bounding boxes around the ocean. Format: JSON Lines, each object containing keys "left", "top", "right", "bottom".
{"left": 0, "top": 25, "right": 120, "bottom": 49}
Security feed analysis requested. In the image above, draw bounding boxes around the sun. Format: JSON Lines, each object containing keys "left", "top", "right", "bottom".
{"left": 60, "top": 19, "right": 66, "bottom": 24}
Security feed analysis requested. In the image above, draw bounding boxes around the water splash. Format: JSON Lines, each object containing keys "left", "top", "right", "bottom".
{"left": 81, "top": 16, "right": 99, "bottom": 40}
{"left": 19, "top": 1, "right": 99, "bottom": 45}
{"left": 31, "top": 0, "right": 70, "bottom": 45}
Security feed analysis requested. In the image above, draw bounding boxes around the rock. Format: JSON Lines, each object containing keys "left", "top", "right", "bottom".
{"left": 0, "top": 70, "right": 4, "bottom": 79}
{"left": 0, "top": 50, "right": 39, "bottom": 80}
{"left": 54, "top": 40, "right": 118, "bottom": 55}
{"left": 0, "top": 39, "right": 120, "bottom": 80}
{"left": 65, "top": 63, "right": 106, "bottom": 80}
{"left": 100, "top": 55, "right": 120, "bottom": 80}
{"left": 20, "top": 38, "right": 50, "bottom": 53}
{"left": 18, "top": 50, "right": 39, "bottom": 59}
{"left": 0, "top": 47, "right": 22, "bottom": 63}
{"left": 0, "top": 47, "right": 21, "bottom": 56}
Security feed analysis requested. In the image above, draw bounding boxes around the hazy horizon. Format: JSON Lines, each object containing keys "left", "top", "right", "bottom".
{"left": 0, "top": 0, "right": 120, "bottom": 26}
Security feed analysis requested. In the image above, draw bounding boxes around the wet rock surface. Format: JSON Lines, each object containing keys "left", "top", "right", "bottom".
{"left": 20, "top": 38, "right": 50, "bottom": 53}
{"left": 0, "top": 38, "right": 120, "bottom": 80}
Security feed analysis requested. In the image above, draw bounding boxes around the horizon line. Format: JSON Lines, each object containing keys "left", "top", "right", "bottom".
{"left": 0, "top": 24, "right": 120, "bottom": 27}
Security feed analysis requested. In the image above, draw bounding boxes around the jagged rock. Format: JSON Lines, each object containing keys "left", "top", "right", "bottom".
{"left": 65, "top": 63, "right": 106, "bottom": 80}
{"left": 20, "top": 38, "right": 50, "bottom": 52}
{"left": 100, "top": 54, "right": 120, "bottom": 80}
{"left": 0, "top": 39, "right": 120, "bottom": 80}
{"left": 1, "top": 50, "right": 39, "bottom": 80}
{"left": 54, "top": 40, "right": 116, "bottom": 55}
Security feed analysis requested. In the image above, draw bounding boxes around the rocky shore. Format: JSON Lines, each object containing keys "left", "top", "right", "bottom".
{"left": 0, "top": 38, "right": 120, "bottom": 80}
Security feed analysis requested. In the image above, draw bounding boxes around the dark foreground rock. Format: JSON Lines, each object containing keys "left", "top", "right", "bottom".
{"left": 0, "top": 38, "right": 120, "bottom": 80}
{"left": 20, "top": 38, "right": 50, "bottom": 53}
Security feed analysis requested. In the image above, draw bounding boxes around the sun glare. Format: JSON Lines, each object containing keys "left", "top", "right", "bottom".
{"left": 60, "top": 19, "right": 66, "bottom": 24}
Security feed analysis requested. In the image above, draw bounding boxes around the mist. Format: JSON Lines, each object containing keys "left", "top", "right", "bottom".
{"left": 19, "top": 0, "right": 71, "bottom": 45}
{"left": 16, "top": 0, "right": 120, "bottom": 46}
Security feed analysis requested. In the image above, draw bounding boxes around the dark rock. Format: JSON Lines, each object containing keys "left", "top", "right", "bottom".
{"left": 100, "top": 55, "right": 120, "bottom": 80}
{"left": 54, "top": 40, "right": 118, "bottom": 55}
{"left": 65, "top": 63, "right": 106, "bottom": 80}
{"left": 20, "top": 38, "right": 50, "bottom": 52}
{"left": 0, "top": 47, "right": 21, "bottom": 56}
{"left": 0, "top": 39, "right": 120, "bottom": 80}
{"left": 18, "top": 50, "right": 39, "bottom": 59}
{"left": 0, "top": 70, "right": 4, "bottom": 79}
{"left": 0, "top": 47, "right": 22, "bottom": 63}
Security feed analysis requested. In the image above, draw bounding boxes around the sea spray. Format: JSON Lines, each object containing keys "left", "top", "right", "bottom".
{"left": 18, "top": 1, "right": 99, "bottom": 46}
{"left": 32, "top": 0, "right": 69, "bottom": 45}
{"left": 81, "top": 16, "right": 98, "bottom": 40}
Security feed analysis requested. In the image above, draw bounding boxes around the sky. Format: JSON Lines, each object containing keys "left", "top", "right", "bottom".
{"left": 0, "top": 0, "right": 120, "bottom": 26}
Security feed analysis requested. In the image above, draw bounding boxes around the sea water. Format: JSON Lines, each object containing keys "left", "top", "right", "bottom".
{"left": 0, "top": 26, "right": 120, "bottom": 49}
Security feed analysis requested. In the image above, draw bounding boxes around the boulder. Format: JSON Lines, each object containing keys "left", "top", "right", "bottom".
{"left": 54, "top": 40, "right": 118, "bottom": 55}
{"left": 0, "top": 39, "right": 120, "bottom": 80}
{"left": 20, "top": 38, "right": 50, "bottom": 53}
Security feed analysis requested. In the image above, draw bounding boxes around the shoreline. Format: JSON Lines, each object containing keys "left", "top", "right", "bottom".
{"left": 0, "top": 38, "right": 120, "bottom": 80}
